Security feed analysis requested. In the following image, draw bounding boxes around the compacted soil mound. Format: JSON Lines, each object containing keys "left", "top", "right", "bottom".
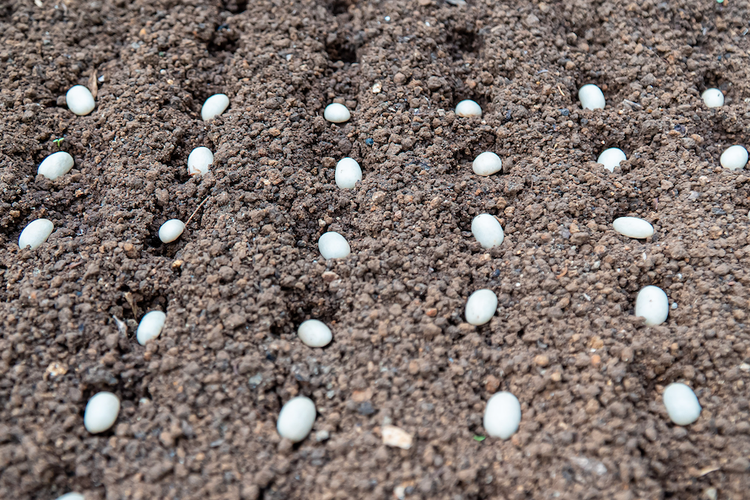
{"left": 2, "top": 0, "right": 750, "bottom": 498}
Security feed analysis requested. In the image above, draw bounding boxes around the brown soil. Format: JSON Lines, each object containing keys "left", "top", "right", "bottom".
{"left": 2, "top": 0, "right": 750, "bottom": 498}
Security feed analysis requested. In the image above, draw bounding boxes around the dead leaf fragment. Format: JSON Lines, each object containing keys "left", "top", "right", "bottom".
{"left": 88, "top": 70, "right": 98, "bottom": 100}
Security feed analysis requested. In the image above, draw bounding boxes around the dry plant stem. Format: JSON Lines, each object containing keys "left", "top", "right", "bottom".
{"left": 186, "top": 196, "right": 209, "bottom": 227}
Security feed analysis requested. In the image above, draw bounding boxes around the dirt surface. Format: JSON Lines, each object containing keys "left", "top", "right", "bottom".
{"left": 2, "top": 0, "right": 750, "bottom": 498}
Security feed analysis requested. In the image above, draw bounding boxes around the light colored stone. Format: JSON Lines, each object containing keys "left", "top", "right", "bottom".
{"left": 188, "top": 147, "right": 213, "bottom": 176}
{"left": 38, "top": 151, "right": 74, "bottom": 180}
{"left": 472, "top": 152, "right": 502, "bottom": 176}
{"left": 277, "top": 396, "right": 316, "bottom": 442}
{"left": 597, "top": 148, "right": 626, "bottom": 172}
{"left": 318, "top": 231, "right": 350, "bottom": 259}
{"left": 701, "top": 88, "right": 724, "bottom": 108}
{"left": 471, "top": 214, "right": 504, "bottom": 249}
{"left": 635, "top": 285, "right": 668, "bottom": 326}
{"left": 483, "top": 391, "right": 521, "bottom": 439}
{"left": 66, "top": 85, "right": 95, "bottom": 116}
{"left": 324, "top": 103, "right": 351, "bottom": 123}
{"left": 19, "top": 218, "right": 54, "bottom": 249}
{"left": 382, "top": 425, "right": 413, "bottom": 449}
{"left": 465, "top": 289, "right": 498, "bottom": 326}
{"left": 159, "top": 219, "right": 185, "bottom": 243}
{"left": 297, "top": 319, "right": 332, "bottom": 347}
{"left": 201, "top": 94, "right": 229, "bottom": 121}
{"left": 84, "top": 392, "right": 120, "bottom": 433}
{"left": 578, "top": 84, "right": 605, "bottom": 110}
{"left": 335, "top": 158, "right": 362, "bottom": 189}
{"left": 455, "top": 99, "right": 482, "bottom": 117}
{"left": 663, "top": 383, "right": 701, "bottom": 425}
{"left": 720, "top": 145, "right": 748, "bottom": 171}
{"left": 136, "top": 311, "right": 166, "bottom": 345}
{"left": 613, "top": 217, "right": 654, "bottom": 239}
{"left": 55, "top": 494, "right": 85, "bottom": 500}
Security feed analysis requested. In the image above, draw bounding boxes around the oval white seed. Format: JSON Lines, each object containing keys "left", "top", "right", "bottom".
{"left": 455, "top": 99, "right": 482, "bottom": 117}
{"left": 483, "top": 392, "right": 521, "bottom": 439}
{"left": 318, "top": 231, "right": 350, "bottom": 259}
{"left": 201, "top": 94, "right": 229, "bottom": 121}
{"left": 277, "top": 396, "right": 316, "bottom": 442}
{"left": 597, "top": 148, "right": 626, "bottom": 172}
{"left": 188, "top": 147, "right": 214, "bottom": 176}
{"left": 720, "top": 145, "right": 748, "bottom": 171}
{"left": 335, "top": 158, "right": 362, "bottom": 189}
{"left": 136, "top": 310, "right": 167, "bottom": 345}
{"left": 578, "top": 84, "right": 605, "bottom": 110}
{"left": 324, "top": 103, "right": 351, "bottom": 123}
{"left": 55, "top": 494, "right": 85, "bottom": 500}
{"left": 38, "top": 151, "right": 74, "bottom": 180}
{"left": 66, "top": 85, "right": 95, "bottom": 116}
{"left": 297, "top": 319, "right": 332, "bottom": 347}
{"left": 471, "top": 214, "right": 504, "bottom": 249}
{"left": 159, "top": 219, "right": 185, "bottom": 243}
{"left": 472, "top": 152, "right": 502, "bottom": 176}
{"left": 613, "top": 217, "right": 654, "bottom": 239}
{"left": 701, "top": 88, "right": 724, "bottom": 108}
{"left": 663, "top": 383, "right": 701, "bottom": 426}
{"left": 19, "top": 218, "right": 54, "bottom": 250}
{"left": 84, "top": 392, "right": 120, "bottom": 434}
{"left": 465, "top": 289, "right": 498, "bottom": 326}
{"left": 635, "top": 285, "right": 668, "bottom": 326}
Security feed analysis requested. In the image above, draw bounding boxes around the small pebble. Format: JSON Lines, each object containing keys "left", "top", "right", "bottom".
{"left": 324, "top": 103, "right": 351, "bottom": 123}
{"left": 720, "top": 145, "right": 748, "bottom": 171}
{"left": 701, "top": 88, "right": 724, "bottom": 108}
{"left": 613, "top": 217, "right": 654, "bottom": 239}
{"left": 66, "top": 85, "right": 95, "bottom": 116}
{"left": 201, "top": 94, "right": 229, "bottom": 121}
{"left": 578, "top": 84, "right": 605, "bottom": 110}
{"left": 382, "top": 425, "right": 413, "bottom": 449}
{"left": 297, "top": 319, "right": 332, "bottom": 348}
{"left": 663, "top": 383, "right": 701, "bottom": 425}
{"left": 635, "top": 285, "right": 669, "bottom": 326}
{"left": 159, "top": 219, "right": 185, "bottom": 243}
{"left": 55, "top": 494, "right": 84, "bottom": 500}
{"left": 187, "top": 147, "right": 213, "bottom": 176}
{"left": 277, "top": 396, "right": 316, "bottom": 442}
{"left": 19, "top": 218, "right": 54, "bottom": 250}
{"left": 84, "top": 392, "right": 120, "bottom": 433}
{"left": 471, "top": 214, "right": 504, "bottom": 249}
{"left": 335, "top": 157, "right": 362, "bottom": 189}
{"left": 472, "top": 152, "right": 502, "bottom": 176}
{"left": 483, "top": 391, "right": 521, "bottom": 439}
{"left": 455, "top": 99, "right": 482, "bottom": 117}
{"left": 318, "top": 231, "right": 350, "bottom": 259}
{"left": 136, "top": 310, "right": 166, "bottom": 345}
{"left": 597, "top": 148, "right": 626, "bottom": 172}
{"left": 38, "top": 151, "right": 74, "bottom": 180}
{"left": 465, "top": 289, "right": 498, "bottom": 326}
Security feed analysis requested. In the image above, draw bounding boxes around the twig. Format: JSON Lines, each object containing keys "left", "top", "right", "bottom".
{"left": 557, "top": 84, "right": 565, "bottom": 97}
{"left": 186, "top": 196, "right": 209, "bottom": 226}
{"left": 623, "top": 99, "right": 643, "bottom": 108}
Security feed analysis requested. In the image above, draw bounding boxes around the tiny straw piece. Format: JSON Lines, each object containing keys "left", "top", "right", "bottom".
{"left": 185, "top": 196, "right": 210, "bottom": 227}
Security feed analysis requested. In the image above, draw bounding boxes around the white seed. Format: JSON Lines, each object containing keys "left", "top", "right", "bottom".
{"left": 471, "top": 214, "right": 504, "bottom": 249}
{"left": 455, "top": 99, "right": 482, "bottom": 117}
{"left": 318, "top": 231, "right": 350, "bottom": 259}
{"left": 613, "top": 217, "right": 654, "bottom": 239}
{"left": 297, "top": 319, "right": 332, "bottom": 348}
{"left": 483, "top": 391, "right": 521, "bottom": 439}
{"left": 38, "top": 151, "right": 74, "bottom": 180}
{"left": 201, "top": 94, "right": 229, "bottom": 121}
{"left": 84, "top": 392, "right": 120, "bottom": 434}
{"left": 701, "top": 88, "right": 724, "bottom": 108}
{"left": 188, "top": 147, "right": 214, "bottom": 176}
{"left": 159, "top": 219, "right": 185, "bottom": 243}
{"left": 578, "top": 84, "right": 605, "bottom": 110}
{"left": 335, "top": 158, "right": 362, "bottom": 189}
{"left": 55, "top": 493, "right": 85, "bottom": 500}
{"left": 136, "top": 310, "right": 166, "bottom": 345}
{"left": 663, "top": 383, "right": 701, "bottom": 426}
{"left": 635, "top": 285, "right": 668, "bottom": 326}
{"left": 19, "top": 218, "right": 54, "bottom": 250}
{"left": 382, "top": 425, "right": 413, "bottom": 449}
{"left": 465, "top": 289, "right": 498, "bottom": 326}
{"left": 597, "top": 148, "right": 626, "bottom": 172}
{"left": 277, "top": 396, "right": 316, "bottom": 442}
{"left": 472, "top": 152, "right": 502, "bottom": 176}
{"left": 66, "top": 85, "right": 95, "bottom": 116}
{"left": 720, "top": 145, "right": 748, "bottom": 171}
{"left": 324, "top": 103, "right": 351, "bottom": 123}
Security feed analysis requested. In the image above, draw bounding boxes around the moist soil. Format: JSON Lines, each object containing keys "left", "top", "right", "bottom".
{"left": 2, "top": 0, "right": 750, "bottom": 499}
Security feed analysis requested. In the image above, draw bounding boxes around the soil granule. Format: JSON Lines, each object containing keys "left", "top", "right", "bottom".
{"left": 2, "top": 0, "right": 750, "bottom": 499}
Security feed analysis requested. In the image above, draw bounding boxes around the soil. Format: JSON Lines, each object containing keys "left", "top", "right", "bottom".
{"left": 2, "top": 0, "right": 750, "bottom": 499}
